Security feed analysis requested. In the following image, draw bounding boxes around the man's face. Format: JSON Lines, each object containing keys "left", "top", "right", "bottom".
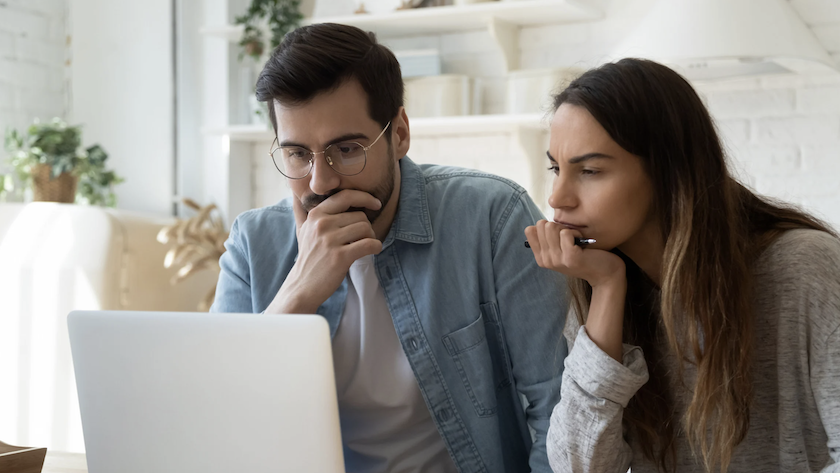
{"left": 273, "top": 79, "right": 403, "bottom": 224}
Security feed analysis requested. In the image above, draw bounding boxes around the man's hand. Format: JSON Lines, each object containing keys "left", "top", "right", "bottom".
{"left": 266, "top": 190, "right": 383, "bottom": 314}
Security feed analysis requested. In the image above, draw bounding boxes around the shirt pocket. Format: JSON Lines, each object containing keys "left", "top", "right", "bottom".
{"left": 442, "top": 306, "right": 498, "bottom": 417}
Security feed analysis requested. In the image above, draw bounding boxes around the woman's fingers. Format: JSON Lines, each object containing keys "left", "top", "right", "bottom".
{"left": 557, "top": 228, "right": 583, "bottom": 266}
{"left": 537, "top": 220, "right": 556, "bottom": 268}
{"left": 526, "top": 221, "right": 592, "bottom": 273}
{"left": 526, "top": 222, "right": 626, "bottom": 287}
{"left": 543, "top": 222, "right": 566, "bottom": 267}
{"left": 524, "top": 225, "right": 543, "bottom": 265}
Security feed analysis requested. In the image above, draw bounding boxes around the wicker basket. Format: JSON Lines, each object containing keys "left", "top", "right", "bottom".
{"left": 32, "top": 163, "right": 78, "bottom": 203}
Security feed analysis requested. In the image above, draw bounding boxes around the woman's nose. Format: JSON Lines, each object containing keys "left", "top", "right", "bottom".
{"left": 547, "top": 173, "right": 578, "bottom": 210}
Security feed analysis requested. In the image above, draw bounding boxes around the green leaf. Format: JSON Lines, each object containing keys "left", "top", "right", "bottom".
{"left": 235, "top": 0, "right": 303, "bottom": 60}
{"left": 3, "top": 117, "right": 123, "bottom": 206}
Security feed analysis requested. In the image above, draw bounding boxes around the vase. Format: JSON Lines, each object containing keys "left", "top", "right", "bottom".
{"left": 32, "top": 164, "right": 78, "bottom": 203}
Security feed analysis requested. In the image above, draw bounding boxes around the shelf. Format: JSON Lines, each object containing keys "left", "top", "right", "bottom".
{"left": 200, "top": 0, "right": 603, "bottom": 70}
{"left": 410, "top": 112, "right": 547, "bottom": 135}
{"left": 199, "top": 24, "right": 243, "bottom": 42}
{"left": 202, "top": 0, "right": 601, "bottom": 40}
{"left": 302, "top": 0, "right": 602, "bottom": 37}
{"left": 203, "top": 113, "right": 547, "bottom": 142}
{"left": 203, "top": 124, "right": 274, "bottom": 141}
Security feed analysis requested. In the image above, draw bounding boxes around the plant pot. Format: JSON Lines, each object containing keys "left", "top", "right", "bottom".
{"left": 32, "top": 164, "right": 78, "bottom": 203}
{"left": 242, "top": 39, "right": 264, "bottom": 58}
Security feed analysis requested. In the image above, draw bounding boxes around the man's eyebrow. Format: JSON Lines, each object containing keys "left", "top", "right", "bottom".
{"left": 568, "top": 152, "right": 613, "bottom": 164}
{"left": 279, "top": 133, "right": 369, "bottom": 149}
{"left": 546, "top": 151, "right": 557, "bottom": 163}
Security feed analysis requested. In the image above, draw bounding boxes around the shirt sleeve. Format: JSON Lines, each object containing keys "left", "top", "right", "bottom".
{"left": 489, "top": 191, "right": 569, "bottom": 472}
{"left": 209, "top": 218, "right": 254, "bottom": 313}
{"left": 547, "top": 326, "right": 649, "bottom": 473}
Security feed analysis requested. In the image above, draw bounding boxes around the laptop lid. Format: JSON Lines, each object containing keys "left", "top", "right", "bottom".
{"left": 68, "top": 310, "right": 344, "bottom": 473}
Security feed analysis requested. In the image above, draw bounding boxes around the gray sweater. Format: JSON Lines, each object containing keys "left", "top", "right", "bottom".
{"left": 547, "top": 229, "right": 840, "bottom": 472}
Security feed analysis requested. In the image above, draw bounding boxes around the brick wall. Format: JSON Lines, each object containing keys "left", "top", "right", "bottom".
{"left": 701, "top": 73, "right": 840, "bottom": 227}
{"left": 0, "top": 0, "right": 67, "bottom": 145}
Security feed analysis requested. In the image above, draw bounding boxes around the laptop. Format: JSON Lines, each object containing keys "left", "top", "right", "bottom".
{"left": 68, "top": 310, "right": 345, "bottom": 473}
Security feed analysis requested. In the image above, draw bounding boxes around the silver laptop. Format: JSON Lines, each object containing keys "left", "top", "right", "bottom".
{"left": 68, "top": 310, "right": 345, "bottom": 473}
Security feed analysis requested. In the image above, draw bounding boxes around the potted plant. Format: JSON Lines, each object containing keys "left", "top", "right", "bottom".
{"left": 235, "top": 0, "right": 304, "bottom": 61}
{"left": 1, "top": 118, "right": 124, "bottom": 206}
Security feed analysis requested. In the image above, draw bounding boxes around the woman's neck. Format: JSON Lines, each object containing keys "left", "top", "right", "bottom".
{"left": 618, "top": 221, "right": 665, "bottom": 287}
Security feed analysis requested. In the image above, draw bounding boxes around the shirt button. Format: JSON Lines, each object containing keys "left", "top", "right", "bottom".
{"left": 408, "top": 338, "right": 419, "bottom": 350}
{"left": 437, "top": 408, "right": 451, "bottom": 422}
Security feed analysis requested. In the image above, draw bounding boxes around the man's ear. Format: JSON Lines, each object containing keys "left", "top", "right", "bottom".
{"left": 392, "top": 106, "right": 410, "bottom": 160}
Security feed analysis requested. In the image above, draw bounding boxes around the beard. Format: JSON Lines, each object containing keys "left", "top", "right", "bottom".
{"left": 301, "top": 152, "right": 397, "bottom": 224}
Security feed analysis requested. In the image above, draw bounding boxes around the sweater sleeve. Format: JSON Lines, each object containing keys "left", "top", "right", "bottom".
{"left": 547, "top": 325, "right": 649, "bottom": 473}
{"left": 815, "top": 323, "right": 840, "bottom": 472}
{"left": 804, "top": 233, "right": 840, "bottom": 472}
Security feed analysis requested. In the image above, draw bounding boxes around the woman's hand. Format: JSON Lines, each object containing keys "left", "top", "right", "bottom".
{"left": 525, "top": 220, "right": 625, "bottom": 288}
{"left": 525, "top": 220, "right": 627, "bottom": 362}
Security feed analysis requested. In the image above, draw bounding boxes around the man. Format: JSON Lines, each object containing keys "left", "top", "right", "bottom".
{"left": 211, "top": 22, "right": 568, "bottom": 473}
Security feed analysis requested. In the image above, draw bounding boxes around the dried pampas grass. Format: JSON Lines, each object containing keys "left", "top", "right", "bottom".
{"left": 157, "top": 198, "right": 229, "bottom": 311}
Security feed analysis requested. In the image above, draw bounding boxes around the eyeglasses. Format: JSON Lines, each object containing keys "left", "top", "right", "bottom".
{"left": 268, "top": 121, "right": 391, "bottom": 179}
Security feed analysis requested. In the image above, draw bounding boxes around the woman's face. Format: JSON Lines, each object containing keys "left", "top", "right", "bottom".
{"left": 547, "top": 103, "right": 658, "bottom": 254}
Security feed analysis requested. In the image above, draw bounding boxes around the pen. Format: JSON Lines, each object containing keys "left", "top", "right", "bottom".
{"left": 524, "top": 237, "right": 596, "bottom": 248}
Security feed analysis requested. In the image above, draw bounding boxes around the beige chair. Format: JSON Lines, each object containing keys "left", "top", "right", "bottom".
{"left": 0, "top": 202, "right": 220, "bottom": 453}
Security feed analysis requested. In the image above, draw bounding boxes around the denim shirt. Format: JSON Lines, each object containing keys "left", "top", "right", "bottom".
{"left": 211, "top": 157, "right": 569, "bottom": 473}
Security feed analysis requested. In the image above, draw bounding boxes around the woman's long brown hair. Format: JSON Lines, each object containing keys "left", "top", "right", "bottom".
{"left": 555, "top": 58, "right": 836, "bottom": 472}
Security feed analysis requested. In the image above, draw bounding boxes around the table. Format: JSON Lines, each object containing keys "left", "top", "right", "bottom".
{"left": 42, "top": 451, "right": 87, "bottom": 473}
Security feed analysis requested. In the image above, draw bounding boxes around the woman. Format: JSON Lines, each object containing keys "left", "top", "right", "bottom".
{"left": 525, "top": 58, "right": 840, "bottom": 473}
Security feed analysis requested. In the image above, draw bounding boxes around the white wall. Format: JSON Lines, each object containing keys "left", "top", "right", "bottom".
{"left": 0, "top": 0, "right": 68, "bottom": 145}
{"left": 248, "top": 0, "right": 840, "bottom": 230}
{"left": 69, "top": 0, "right": 174, "bottom": 216}
{"left": 1, "top": 0, "right": 177, "bottom": 216}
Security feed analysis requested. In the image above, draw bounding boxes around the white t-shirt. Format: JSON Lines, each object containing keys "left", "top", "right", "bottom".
{"left": 332, "top": 255, "right": 459, "bottom": 473}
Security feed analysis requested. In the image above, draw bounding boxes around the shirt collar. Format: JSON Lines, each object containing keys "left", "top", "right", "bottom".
{"left": 383, "top": 156, "right": 434, "bottom": 247}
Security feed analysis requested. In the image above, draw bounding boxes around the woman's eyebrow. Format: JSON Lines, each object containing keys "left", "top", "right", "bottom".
{"left": 568, "top": 152, "right": 613, "bottom": 164}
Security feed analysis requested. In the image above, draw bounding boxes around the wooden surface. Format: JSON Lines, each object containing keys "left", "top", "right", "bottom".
{"left": 0, "top": 441, "right": 48, "bottom": 473}
{"left": 41, "top": 451, "right": 87, "bottom": 473}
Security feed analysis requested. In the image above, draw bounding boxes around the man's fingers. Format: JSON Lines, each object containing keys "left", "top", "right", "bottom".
{"left": 311, "top": 189, "right": 382, "bottom": 216}
{"left": 328, "top": 210, "right": 374, "bottom": 229}
{"left": 342, "top": 237, "right": 383, "bottom": 260}
{"left": 292, "top": 195, "right": 308, "bottom": 237}
{"left": 337, "top": 221, "right": 377, "bottom": 244}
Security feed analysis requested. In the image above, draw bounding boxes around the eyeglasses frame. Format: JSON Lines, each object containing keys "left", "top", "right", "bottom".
{"left": 268, "top": 120, "right": 392, "bottom": 180}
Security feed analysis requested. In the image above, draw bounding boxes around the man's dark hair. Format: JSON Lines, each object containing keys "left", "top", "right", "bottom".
{"left": 255, "top": 23, "right": 404, "bottom": 137}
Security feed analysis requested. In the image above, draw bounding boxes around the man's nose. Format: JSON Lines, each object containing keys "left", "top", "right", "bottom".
{"left": 308, "top": 152, "right": 340, "bottom": 196}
